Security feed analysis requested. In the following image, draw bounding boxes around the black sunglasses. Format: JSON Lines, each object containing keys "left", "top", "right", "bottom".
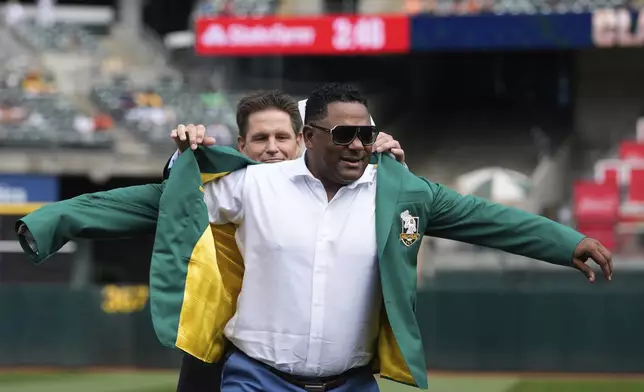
{"left": 307, "top": 124, "right": 379, "bottom": 146}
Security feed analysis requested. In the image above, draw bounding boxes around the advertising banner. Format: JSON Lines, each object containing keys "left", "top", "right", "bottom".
{"left": 0, "top": 174, "right": 59, "bottom": 203}
{"left": 195, "top": 15, "right": 410, "bottom": 56}
{"left": 410, "top": 8, "right": 643, "bottom": 50}
{"left": 193, "top": 9, "right": 644, "bottom": 54}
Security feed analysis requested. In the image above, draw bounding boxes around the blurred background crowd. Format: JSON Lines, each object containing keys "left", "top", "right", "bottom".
{"left": 0, "top": 0, "right": 643, "bottom": 391}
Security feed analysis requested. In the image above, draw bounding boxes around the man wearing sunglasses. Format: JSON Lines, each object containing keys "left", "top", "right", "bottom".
{"left": 16, "top": 84, "right": 612, "bottom": 392}
{"left": 15, "top": 89, "right": 407, "bottom": 392}
{"left": 168, "top": 91, "right": 406, "bottom": 392}
{"left": 182, "top": 83, "right": 609, "bottom": 391}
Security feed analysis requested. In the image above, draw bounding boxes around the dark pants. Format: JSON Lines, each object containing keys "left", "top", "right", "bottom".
{"left": 176, "top": 354, "right": 223, "bottom": 392}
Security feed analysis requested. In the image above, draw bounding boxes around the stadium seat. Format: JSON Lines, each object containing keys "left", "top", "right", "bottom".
{"left": 8, "top": 21, "right": 102, "bottom": 54}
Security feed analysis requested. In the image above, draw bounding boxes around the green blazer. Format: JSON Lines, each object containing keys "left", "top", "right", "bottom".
{"left": 17, "top": 145, "right": 585, "bottom": 389}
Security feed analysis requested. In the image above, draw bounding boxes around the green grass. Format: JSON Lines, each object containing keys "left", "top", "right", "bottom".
{"left": 0, "top": 371, "right": 643, "bottom": 392}
{"left": 506, "top": 380, "right": 644, "bottom": 392}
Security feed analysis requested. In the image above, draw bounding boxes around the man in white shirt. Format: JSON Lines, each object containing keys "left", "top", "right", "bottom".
{"left": 196, "top": 82, "right": 382, "bottom": 391}
{"left": 169, "top": 89, "right": 405, "bottom": 392}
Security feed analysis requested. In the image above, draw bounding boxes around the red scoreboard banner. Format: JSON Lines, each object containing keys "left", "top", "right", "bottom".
{"left": 194, "top": 15, "right": 410, "bottom": 56}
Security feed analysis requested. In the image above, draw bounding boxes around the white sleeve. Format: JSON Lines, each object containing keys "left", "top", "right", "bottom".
{"left": 203, "top": 168, "right": 246, "bottom": 224}
{"left": 167, "top": 150, "right": 180, "bottom": 169}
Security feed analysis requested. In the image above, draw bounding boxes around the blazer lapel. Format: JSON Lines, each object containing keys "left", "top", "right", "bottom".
{"left": 375, "top": 154, "right": 403, "bottom": 261}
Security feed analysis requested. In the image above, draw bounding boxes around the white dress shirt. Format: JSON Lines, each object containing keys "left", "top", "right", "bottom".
{"left": 203, "top": 154, "right": 382, "bottom": 377}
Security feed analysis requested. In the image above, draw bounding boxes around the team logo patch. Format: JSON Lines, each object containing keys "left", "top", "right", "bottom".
{"left": 400, "top": 210, "right": 420, "bottom": 247}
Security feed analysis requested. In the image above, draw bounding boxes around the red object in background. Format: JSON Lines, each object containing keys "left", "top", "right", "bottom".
{"left": 619, "top": 140, "right": 644, "bottom": 161}
{"left": 573, "top": 180, "right": 620, "bottom": 223}
{"left": 93, "top": 113, "right": 114, "bottom": 131}
{"left": 603, "top": 168, "right": 619, "bottom": 185}
{"left": 626, "top": 167, "right": 644, "bottom": 203}
{"left": 194, "top": 15, "right": 410, "bottom": 56}
{"left": 594, "top": 159, "right": 622, "bottom": 185}
{"left": 573, "top": 180, "right": 620, "bottom": 252}
{"left": 576, "top": 223, "right": 617, "bottom": 251}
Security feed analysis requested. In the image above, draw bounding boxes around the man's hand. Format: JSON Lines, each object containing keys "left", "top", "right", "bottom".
{"left": 171, "top": 124, "right": 216, "bottom": 152}
{"left": 373, "top": 132, "right": 405, "bottom": 164}
{"left": 572, "top": 238, "right": 613, "bottom": 283}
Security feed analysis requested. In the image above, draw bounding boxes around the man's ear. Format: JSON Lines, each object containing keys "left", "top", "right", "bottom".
{"left": 303, "top": 126, "right": 314, "bottom": 150}
{"left": 237, "top": 135, "right": 246, "bottom": 152}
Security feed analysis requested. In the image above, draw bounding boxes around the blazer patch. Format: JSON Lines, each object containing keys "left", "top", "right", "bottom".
{"left": 400, "top": 210, "right": 420, "bottom": 247}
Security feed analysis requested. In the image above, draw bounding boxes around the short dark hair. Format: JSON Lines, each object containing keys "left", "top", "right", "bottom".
{"left": 304, "top": 83, "right": 368, "bottom": 124}
{"left": 236, "top": 90, "right": 303, "bottom": 138}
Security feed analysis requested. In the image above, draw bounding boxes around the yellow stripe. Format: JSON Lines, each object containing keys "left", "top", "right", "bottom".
{"left": 377, "top": 312, "right": 416, "bottom": 385}
{"left": 0, "top": 203, "right": 48, "bottom": 215}
{"left": 175, "top": 225, "right": 235, "bottom": 363}
{"left": 201, "top": 172, "right": 230, "bottom": 184}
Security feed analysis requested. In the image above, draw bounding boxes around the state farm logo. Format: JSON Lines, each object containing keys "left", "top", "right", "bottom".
{"left": 200, "top": 23, "right": 316, "bottom": 47}
{"left": 201, "top": 24, "right": 227, "bottom": 46}
{"left": 576, "top": 196, "right": 618, "bottom": 216}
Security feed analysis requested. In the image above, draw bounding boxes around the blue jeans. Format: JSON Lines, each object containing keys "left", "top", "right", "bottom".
{"left": 221, "top": 351, "right": 380, "bottom": 392}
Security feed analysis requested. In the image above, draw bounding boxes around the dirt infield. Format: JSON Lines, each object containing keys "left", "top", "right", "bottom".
{"left": 1, "top": 366, "right": 643, "bottom": 380}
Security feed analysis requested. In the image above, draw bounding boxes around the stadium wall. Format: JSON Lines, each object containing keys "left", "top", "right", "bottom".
{"left": 0, "top": 271, "right": 642, "bottom": 372}
{"left": 0, "top": 285, "right": 182, "bottom": 369}
{"left": 419, "top": 271, "right": 644, "bottom": 373}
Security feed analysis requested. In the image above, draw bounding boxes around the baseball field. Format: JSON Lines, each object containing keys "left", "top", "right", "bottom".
{"left": 1, "top": 371, "right": 644, "bottom": 392}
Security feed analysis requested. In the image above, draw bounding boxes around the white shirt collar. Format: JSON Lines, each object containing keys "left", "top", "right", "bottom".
{"left": 288, "top": 151, "right": 375, "bottom": 189}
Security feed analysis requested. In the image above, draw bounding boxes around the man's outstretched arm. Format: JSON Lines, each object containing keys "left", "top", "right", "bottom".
{"left": 422, "top": 179, "right": 612, "bottom": 282}
{"left": 16, "top": 183, "right": 164, "bottom": 263}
